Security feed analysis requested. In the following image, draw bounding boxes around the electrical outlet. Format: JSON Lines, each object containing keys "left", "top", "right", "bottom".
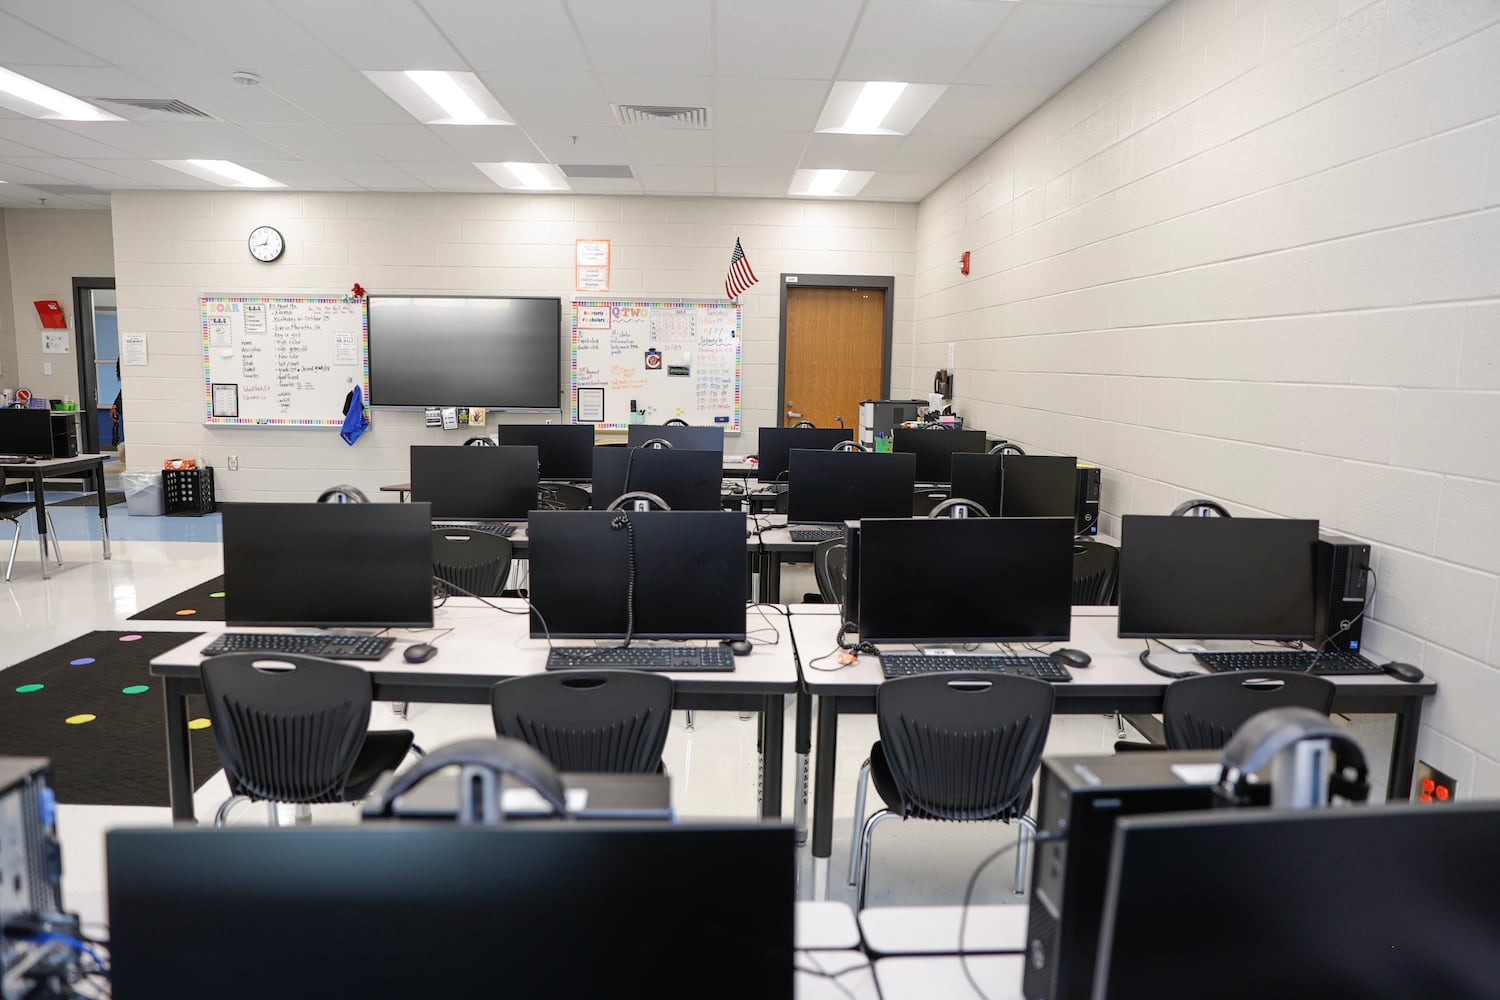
{"left": 43, "top": 362, "right": 53, "bottom": 376}
{"left": 1415, "top": 761, "right": 1457, "bottom": 803}
{"left": 227, "top": 455, "right": 239, "bottom": 471}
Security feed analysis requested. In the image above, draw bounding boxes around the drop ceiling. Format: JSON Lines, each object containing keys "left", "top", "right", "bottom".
{"left": 0, "top": 0, "right": 1166, "bottom": 209}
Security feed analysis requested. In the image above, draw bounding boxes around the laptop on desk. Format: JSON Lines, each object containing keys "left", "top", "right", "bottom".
{"left": 411, "top": 444, "right": 539, "bottom": 531}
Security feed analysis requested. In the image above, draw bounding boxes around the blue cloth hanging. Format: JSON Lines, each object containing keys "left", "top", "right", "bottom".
{"left": 340, "top": 384, "right": 369, "bottom": 446}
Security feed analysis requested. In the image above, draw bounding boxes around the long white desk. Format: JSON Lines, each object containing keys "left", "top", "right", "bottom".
{"left": 150, "top": 598, "right": 799, "bottom": 823}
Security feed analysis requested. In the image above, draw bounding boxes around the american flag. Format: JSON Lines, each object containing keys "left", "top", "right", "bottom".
{"left": 725, "top": 237, "right": 759, "bottom": 300}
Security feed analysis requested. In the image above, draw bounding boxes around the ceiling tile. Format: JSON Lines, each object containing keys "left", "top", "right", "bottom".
{"left": 857, "top": 171, "right": 948, "bottom": 200}
{"left": 479, "top": 73, "right": 614, "bottom": 128}
{"left": 233, "top": 160, "right": 360, "bottom": 189}
{"left": 0, "top": 65, "right": 162, "bottom": 101}
{"left": 909, "top": 84, "right": 1053, "bottom": 137}
{"left": 0, "top": 13, "right": 106, "bottom": 66}
{"left": 85, "top": 158, "right": 221, "bottom": 186}
{"left": 428, "top": 125, "right": 546, "bottom": 162}
{"left": 3, "top": 0, "right": 220, "bottom": 72}
{"left": 622, "top": 128, "right": 714, "bottom": 167}
{"left": 799, "top": 133, "right": 903, "bottom": 171}
{"left": 128, "top": 0, "right": 347, "bottom": 71}
{"left": 715, "top": 166, "right": 794, "bottom": 197}
{"left": 880, "top": 134, "right": 990, "bottom": 173}
{"left": 390, "top": 160, "right": 495, "bottom": 191}
{"left": 599, "top": 75, "right": 712, "bottom": 108}
{"left": 0, "top": 157, "right": 141, "bottom": 187}
{"left": 960, "top": 4, "right": 1157, "bottom": 88}
{"left": 566, "top": 176, "right": 645, "bottom": 195}
{"left": 241, "top": 124, "right": 385, "bottom": 161}
{"left": 712, "top": 131, "right": 807, "bottom": 168}
{"left": 715, "top": 78, "right": 829, "bottom": 132}
{"left": 524, "top": 124, "right": 627, "bottom": 164}
{"left": 260, "top": 70, "right": 413, "bottom": 125}
{"left": 715, "top": 0, "right": 862, "bottom": 78}
{"left": 148, "top": 121, "right": 302, "bottom": 160}
{"left": 418, "top": 0, "right": 591, "bottom": 73}
{"left": 120, "top": 66, "right": 317, "bottom": 123}
{"left": 841, "top": 0, "right": 1016, "bottom": 84}
{"left": 0, "top": 120, "right": 127, "bottom": 158}
{"left": 48, "top": 121, "right": 200, "bottom": 159}
{"left": 0, "top": 160, "right": 75, "bottom": 185}
{"left": 335, "top": 123, "right": 462, "bottom": 161}
{"left": 634, "top": 164, "right": 714, "bottom": 195}
{"left": 274, "top": 0, "right": 466, "bottom": 69}
{"left": 567, "top": 0, "right": 711, "bottom": 76}
{"left": 326, "top": 159, "right": 431, "bottom": 190}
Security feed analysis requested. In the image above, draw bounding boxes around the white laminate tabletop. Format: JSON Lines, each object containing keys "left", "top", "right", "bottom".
{"left": 796, "top": 901, "right": 861, "bottom": 951}
{"left": 858, "top": 904, "right": 1028, "bottom": 956}
{"left": 874, "top": 955, "right": 1026, "bottom": 1000}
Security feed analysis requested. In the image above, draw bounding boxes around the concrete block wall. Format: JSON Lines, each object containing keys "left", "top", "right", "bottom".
{"left": 914, "top": 0, "right": 1500, "bottom": 793}
{"left": 0, "top": 214, "right": 15, "bottom": 386}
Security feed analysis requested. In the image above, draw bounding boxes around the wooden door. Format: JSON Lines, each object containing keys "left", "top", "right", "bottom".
{"left": 782, "top": 286, "right": 885, "bottom": 429}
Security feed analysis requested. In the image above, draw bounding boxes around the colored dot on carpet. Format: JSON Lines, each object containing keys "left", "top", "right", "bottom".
{"left": 70, "top": 657, "right": 95, "bottom": 666}
{"left": 65, "top": 714, "right": 97, "bottom": 725}
{"left": 15, "top": 684, "right": 44, "bottom": 694}
{"left": 210, "top": 592, "right": 226, "bottom": 599}
{"left": 188, "top": 718, "right": 212, "bottom": 731}
{"left": 119, "top": 634, "right": 143, "bottom": 642}
{"left": 121, "top": 685, "right": 150, "bottom": 695}
{"left": 176, "top": 609, "right": 197, "bottom": 616}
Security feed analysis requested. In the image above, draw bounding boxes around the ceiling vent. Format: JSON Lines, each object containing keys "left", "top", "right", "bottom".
{"left": 27, "top": 184, "right": 108, "bottom": 196}
{"left": 95, "top": 97, "right": 213, "bottom": 118}
{"left": 560, "top": 164, "right": 635, "bottom": 179}
{"left": 611, "top": 104, "right": 709, "bottom": 129}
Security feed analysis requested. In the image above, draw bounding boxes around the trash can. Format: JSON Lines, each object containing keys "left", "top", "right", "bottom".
{"left": 123, "top": 471, "right": 164, "bottom": 516}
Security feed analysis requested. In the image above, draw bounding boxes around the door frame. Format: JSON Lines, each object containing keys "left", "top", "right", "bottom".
{"left": 71, "top": 276, "right": 117, "bottom": 454}
{"left": 776, "top": 273, "right": 895, "bottom": 428}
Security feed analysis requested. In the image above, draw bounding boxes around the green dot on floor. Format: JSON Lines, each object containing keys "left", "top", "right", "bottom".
{"left": 209, "top": 591, "right": 226, "bottom": 599}
{"left": 15, "top": 684, "right": 44, "bottom": 694}
{"left": 121, "top": 685, "right": 150, "bottom": 695}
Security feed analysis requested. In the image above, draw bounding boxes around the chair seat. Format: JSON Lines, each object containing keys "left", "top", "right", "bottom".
{"left": 868, "top": 741, "right": 1031, "bottom": 824}
{"left": 344, "top": 730, "right": 416, "bottom": 799}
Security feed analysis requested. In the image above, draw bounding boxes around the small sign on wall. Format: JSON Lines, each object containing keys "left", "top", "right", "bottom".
{"left": 123, "top": 333, "right": 149, "bottom": 366}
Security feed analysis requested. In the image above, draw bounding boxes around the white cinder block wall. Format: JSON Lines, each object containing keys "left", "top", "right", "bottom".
{"left": 0, "top": 215, "right": 16, "bottom": 384}
{"left": 110, "top": 191, "right": 916, "bottom": 500}
{"left": 915, "top": 0, "right": 1500, "bottom": 794}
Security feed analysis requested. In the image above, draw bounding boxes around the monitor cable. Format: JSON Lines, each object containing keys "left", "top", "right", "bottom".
{"left": 1312, "top": 566, "right": 1377, "bottom": 658}
{"left": 956, "top": 830, "right": 1064, "bottom": 1000}
{"left": 1137, "top": 639, "right": 1201, "bottom": 680}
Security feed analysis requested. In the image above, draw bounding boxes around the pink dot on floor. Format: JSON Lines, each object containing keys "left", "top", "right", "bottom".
{"left": 70, "top": 658, "right": 95, "bottom": 666}
{"left": 119, "top": 634, "right": 143, "bottom": 642}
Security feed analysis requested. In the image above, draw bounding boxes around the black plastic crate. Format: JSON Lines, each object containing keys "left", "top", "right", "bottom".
{"left": 162, "top": 467, "right": 215, "bottom": 516}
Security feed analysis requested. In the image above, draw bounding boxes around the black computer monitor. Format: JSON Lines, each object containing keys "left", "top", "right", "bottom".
{"left": 754, "top": 427, "right": 852, "bottom": 482}
{"left": 107, "top": 823, "right": 793, "bottom": 1000}
{"left": 1001, "top": 454, "right": 1078, "bottom": 517}
{"left": 1093, "top": 804, "right": 1500, "bottom": 999}
{"left": 493, "top": 424, "right": 595, "bottom": 481}
{"left": 1117, "top": 515, "right": 1317, "bottom": 640}
{"left": 591, "top": 447, "right": 722, "bottom": 511}
{"left": 948, "top": 452, "right": 1004, "bottom": 514}
{"left": 222, "top": 503, "right": 434, "bottom": 628}
{"left": 528, "top": 510, "right": 747, "bottom": 640}
{"left": 786, "top": 450, "right": 916, "bottom": 524}
{"left": 891, "top": 428, "right": 987, "bottom": 483}
{"left": 857, "top": 516, "right": 1075, "bottom": 644}
{"left": 410, "top": 445, "right": 539, "bottom": 519}
{"left": 0, "top": 408, "right": 54, "bottom": 458}
{"left": 628, "top": 423, "right": 725, "bottom": 454}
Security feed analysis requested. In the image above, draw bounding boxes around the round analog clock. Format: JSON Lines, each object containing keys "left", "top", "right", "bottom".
{"left": 247, "top": 225, "right": 284, "bottom": 262}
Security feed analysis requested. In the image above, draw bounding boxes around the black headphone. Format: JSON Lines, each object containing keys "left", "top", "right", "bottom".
{"left": 464, "top": 436, "right": 496, "bottom": 446}
{"left": 316, "top": 485, "right": 368, "bottom": 503}
{"left": 832, "top": 440, "right": 867, "bottom": 452}
{"left": 606, "top": 491, "right": 671, "bottom": 511}
{"left": 1218, "top": 707, "right": 1370, "bottom": 806}
{"left": 1172, "top": 498, "right": 1231, "bottom": 517}
{"left": 792, "top": 420, "right": 815, "bottom": 429}
{"left": 638, "top": 437, "right": 674, "bottom": 450}
{"left": 366, "top": 737, "right": 568, "bottom": 823}
{"left": 928, "top": 497, "right": 991, "bottom": 518}
{"left": 988, "top": 442, "right": 1025, "bottom": 455}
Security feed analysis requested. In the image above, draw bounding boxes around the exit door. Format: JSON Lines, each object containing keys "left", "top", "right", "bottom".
{"left": 780, "top": 283, "right": 889, "bottom": 431}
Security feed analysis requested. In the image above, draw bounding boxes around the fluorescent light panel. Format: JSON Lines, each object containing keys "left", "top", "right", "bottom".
{"left": 843, "top": 82, "right": 906, "bottom": 133}
{"left": 0, "top": 66, "right": 121, "bottom": 121}
{"left": 815, "top": 81, "right": 946, "bottom": 135}
{"left": 474, "top": 161, "right": 570, "bottom": 192}
{"left": 154, "top": 159, "right": 286, "bottom": 188}
{"left": 789, "top": 169, "right": 874, "bottom": 198}
{"left": 364, "top": 70, "right": 511, "bottom": 125}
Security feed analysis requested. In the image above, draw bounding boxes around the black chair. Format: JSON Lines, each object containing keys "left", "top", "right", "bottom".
{"left": 1, "top": 475, "right": 62, "bottom": 581}
{"left": 1172, "top": 498, "right": 1230, "bottom": 517}
{"left": 539, "top": 484, "right": 591, "bottom": 510}
{"left": 812, "top": 539, "right": 847, "bottom": 605}
{"left": 433, "top": 527, "right": 513, "bottom": 599}
{"left": 490, "top": 671, "right": 673, "bottom": 774}
{"left": 1072, "top": 540, "right": 1119, "bottom": 605}
{"left": 911, "top": 488, "right": 951, "bottom": 516}
{"left": 1117, "top": 671, "right": 1336, "bottom": 752}
{"left": 850, "top": 673, "right": 1055, "bottom": 908}
{"left": 201, "top": 653, "right": 416, "bottom": 826}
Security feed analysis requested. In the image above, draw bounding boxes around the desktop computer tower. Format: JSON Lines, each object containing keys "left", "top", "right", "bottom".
{"left": 1074, "top": 465, "right": 1100, "bottom": 536}
{"left": 840, "top": 520, "right": 861, "bottom": 625}
{"left": 1314, "top": 535, "right": 1371, "bottom": 653}
{"left": 857, "top": 399, "right": 924, "bottom": 448}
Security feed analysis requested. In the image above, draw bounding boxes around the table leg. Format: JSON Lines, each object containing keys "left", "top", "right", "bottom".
{"left": 163, "top": 678, "right": 197, "bottom": 823}
{"left": 765, "top": 552, "right": 782, "bottom": 605}
{"left": 1387, "top": 696, "right": 1424, "bottom": 801}
{"left": 94, "top": 462, "right": 111, "bottom": 559}
{"left": 30, "top": 474, "right": 49, "bottom": 580}
{"left": 761, "top": 694, "right": 784, "bottom": 819}
{"left": 794, "top": 689, "right": 812, "bottom": 845}
{"left": 812, "top": 694, "right": 839, "bottom": 859}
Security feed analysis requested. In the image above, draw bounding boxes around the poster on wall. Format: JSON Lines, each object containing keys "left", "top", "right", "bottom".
{"left": 42, "top": 330, "right": 70, "bottom": 354}
{"left": 575, "top": 239, "right": 610, "bottom": 292}
{"left": 122, "top": 333, "right": 149, "bottom": 366}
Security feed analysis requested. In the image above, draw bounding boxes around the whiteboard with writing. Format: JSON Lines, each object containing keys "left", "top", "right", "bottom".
{"left": 570, "top": 299, "right": 741, "bottom": 430}
{"left": 201, "top": 296, "right": 369, "bottom": 427}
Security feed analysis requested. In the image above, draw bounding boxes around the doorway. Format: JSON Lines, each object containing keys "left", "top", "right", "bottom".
{"left": 71, "top": 278, "right": 119, "bottom": 455}
{"left": 777, "top": 275, "right": 893, "bottom": 433}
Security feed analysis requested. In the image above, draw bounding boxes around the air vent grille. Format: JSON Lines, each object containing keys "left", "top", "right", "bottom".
{"left": 96, "top": 97, "right": 213, "bottom": 118}
{"left": 560, "top": 164, "right": 635, "bottom": 179}
{"left": 611, "top": 104, "right": 709, "bottom": 128}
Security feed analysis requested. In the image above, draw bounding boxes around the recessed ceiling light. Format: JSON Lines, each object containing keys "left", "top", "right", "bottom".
{"left": 0, "top": 66, "right": 121, "bottom": 121}
{"left": 815, "top": 81, "right": 946, "bottom": 136}
{"left": 364, "top": 70, "right": 512, "bottom": 126}
{"left": 789, "top": 169, "right": 874, "bottom": 198}
{"left": 475, "top": 162, "right": 570, "bottom": 192}
{"left": 154, "top": 159, "right": 286, "bottom": 188}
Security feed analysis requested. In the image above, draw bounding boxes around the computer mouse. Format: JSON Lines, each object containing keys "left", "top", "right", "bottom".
{"left": 403, "top": 643, "right": 438, "bottom": 663}
{"left": 1051, "top": 647, "right": 1092, "bottom": 669}
{"left": 1381, "top": 660, "right": 1424, "bottom": 683}
{"left": 22, "top": 456, "right": 36, "bottom": 464}
{"left": 725, "top": 639, "right": 753, "bottom": 656}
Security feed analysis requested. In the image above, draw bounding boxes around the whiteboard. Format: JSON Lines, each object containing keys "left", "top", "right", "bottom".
{"left": 201, "top": 296, "right": 369, "bottom": 427}
{"left": 570, "top": 299, "right": 741, "bottom": 430}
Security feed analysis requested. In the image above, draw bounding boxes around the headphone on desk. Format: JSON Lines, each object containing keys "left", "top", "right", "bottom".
{"left": 367, "top": 737, "right": 568, "bottom": 823}
{"left": 1217, "top": 707, "right": 1370, "bottom": 806}
{"left": 316, "top": 485, "right": 369, "bottom": 503}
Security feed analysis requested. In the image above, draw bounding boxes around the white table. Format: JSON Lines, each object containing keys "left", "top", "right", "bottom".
{"left": 858, "top": 904, "right": 1028, "bottom": 956}
{"left": 875, "top": 955, "right": 1026, "bottom": 999}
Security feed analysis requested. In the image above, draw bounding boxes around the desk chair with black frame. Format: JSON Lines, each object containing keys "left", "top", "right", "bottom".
{"left": 812, "top": 539, "right": 846, "bottom": 605}
{"left": 0, "top": 472, "right": 63, "bottom": 581}
{"left": 1072, "top": 539, "right": 1119, "bottom": 605}
{"left": 1116, "top": 671, "right": 1336, "bottom": 752}
{"left": 433, "top": 527, "right": 513, "bottom": 599}
{"left": 490, "top": 670, "right": 673, "bottom": 774}
{"left": 849, "top": 672, "right": 1055, "bottom": 908}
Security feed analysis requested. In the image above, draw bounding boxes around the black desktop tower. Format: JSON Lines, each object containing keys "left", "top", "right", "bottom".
{"left": 1314, "top": 534, "right": 1371, "bottom": 653}
{"left": 1074, "top": 465, "right": 1100, "bottom": 536}
{"left": 50, "top": 416, "right": 78, "bottom": 458}
{"left": 840, "top": 519, "right": 861, "bottom": 625}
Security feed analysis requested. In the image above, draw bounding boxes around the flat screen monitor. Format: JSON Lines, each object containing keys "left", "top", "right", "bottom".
{"left": 948, "top": 452, "right": 1004, "bottom": 515}
{"left": 891, "top": 427, "right": 988, "bottom": 483}
{"left": 107, "top": 823, "right": 793, "bottom": 1000}
{"left": 410, "top": 445, "right": 538, "bottom": 519}
{"left": 1002, "top": 454, "right": 1078, "bottom": 517}
{"left": 786, "top": 450, "right": 916, "bottom": 524}
{"left": 857, "top": 516, "right": 1075, "bottom": 644}
{"left": 1093, "top": 804, "right": 1500, "bottom": 1000}
{"left": 591, "top": 447, "right": 722, "bottom": 511}
{"left": 754, "top": 427, "right": 853, "bottom": 483}
{"left": 1117, "top": 515, "right": 1317, "bottom": 640}
{"left": 222, "top": 502, "right": 434, "bottom": 628}
{"left": 0, "top": 408, "right": 53, "bottom": 457}
{"left": 493, "top": 424, "right": 595, "bottom": 481}
{"left": 367, "top": 295, "right": 561, "bottom": 411}
{"left": 627, "top": 424, "right": 725, "bottom": 454}
{"left": 527, "top": 510, "right": 746, "bottom": 640}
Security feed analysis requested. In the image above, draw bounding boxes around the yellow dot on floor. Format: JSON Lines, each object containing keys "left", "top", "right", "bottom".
{"left": 188, "top": 718, "right": 212, "bottom": 731}
{"left": 176, "top": 609, "right": 197, "bottom": 616}
{"left": 65, "top": 714, "right": 97, "bottom": 725}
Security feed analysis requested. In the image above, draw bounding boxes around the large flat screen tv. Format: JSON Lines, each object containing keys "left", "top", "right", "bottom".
{"left": 367, "top": 295, "right": 562, "bottom": 411}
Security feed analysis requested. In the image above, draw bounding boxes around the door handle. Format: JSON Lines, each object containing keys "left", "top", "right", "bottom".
{"left": 786, "top": 411, "right": 802, "bottom": 418}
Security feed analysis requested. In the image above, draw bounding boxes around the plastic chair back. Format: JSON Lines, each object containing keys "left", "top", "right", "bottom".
{"left": 541, "top": 484, "right": 591, "bottom": 510}
{"left": 812, "top": 539, "right": 847, "bottom": 605}
{"left": 1163, "top": 671, "right": 1335, "bottom": 750}
{"left": 491, "top": 671, "right": 673, "bottom": 773}
{"left": 201, "top": 653, "right": 374, "bottom": 803}
{"left": 433, "top": 527, "right": 513, "bottom": 598}
{"left": 1072, "top": 540, "right": 1119, "bottom": 605}
{"left": 876, "top": 673, "right": 1054, "bottom": 821}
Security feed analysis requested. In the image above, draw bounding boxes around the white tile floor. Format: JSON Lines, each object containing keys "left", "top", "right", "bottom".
{"left": 4, "top": 501, "right": 1132, "bottom": 934}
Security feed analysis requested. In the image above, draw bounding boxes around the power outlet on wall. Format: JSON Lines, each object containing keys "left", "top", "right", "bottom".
{"left": 1414, "top": 761, "right": 1457, "bottom": 803}
{"left": 227, "top": 455, "right": 239, "bottom": 471}
{"left": 43, "top": 362, "right": 53, "bottom": 376}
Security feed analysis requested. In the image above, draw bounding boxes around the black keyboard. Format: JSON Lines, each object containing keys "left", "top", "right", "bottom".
{"left": 200, "top": 633, "right": 396, "bottom": 660}
{"left": 433, "top": 521, "right": 516, "bottom": 537}
{"left": 1194, "top": 650, "right": 1384, "bottom": 675}
{"left": 879, "top": 653, "right": 1073, "bottom": 683}
{"left": 545, "top": 646, "right": 735, "bottom": 672}
{"left": 789, "top": 527, "right": 843, "bottom": 543}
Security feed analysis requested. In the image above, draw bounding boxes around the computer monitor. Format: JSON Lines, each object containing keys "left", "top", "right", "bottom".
{"left": 409, "top": 445, "right": 539, "bottom": 519}
{"left": 786, "top": 450, "right": 916, "bottom": 524}
{"left": 107, "top": 823, "right": 793, "bottom": 1000}
{"left": 891, "top": 427, "right": 987, "bottom": 483}
{"left": 948, "top": 452, "right": 1004, "bottom": 515}
{"left": 1117, "top": 515, "right": 1317, "bottom": 640}
{"left": 0, "top": 409, "right": 54, "bottom": 458}
{"left": 1001, "top": 455, "right": 1078, "bottom": 517}
{"left": 528, "top": 510, "right": 747, "bottom": 640}
{"left": 857, "top": 516, "right": 1075, "bottom": 644}
{"left": 493, "top": 424, "right": 595, "bottom": 481}
{"left": 1092, "top": 804, "right": 1500, "bottom": 1000}
{"left": 591, "top": 447, "right": 722, "bottom": 511}
{"left": 628, "top": 423, "right": 725, "bottom": 454}
{"left": 222, "top": 503, "right": 434, "bottom": 628}
{"left": 754, "top": 427, "right": 852, "bottom": 483}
